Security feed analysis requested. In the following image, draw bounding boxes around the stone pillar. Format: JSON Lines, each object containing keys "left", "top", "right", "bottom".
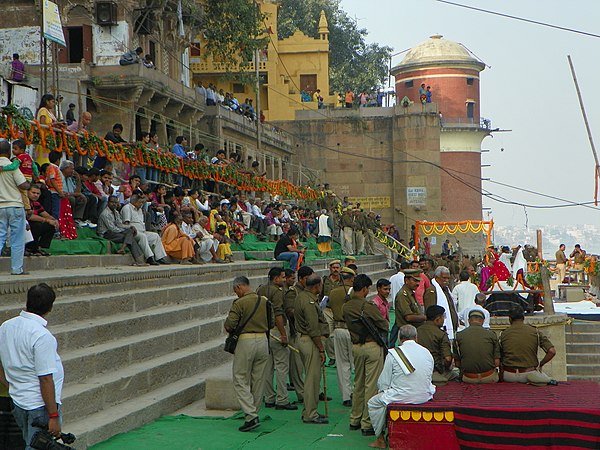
{"left": 278, "top": 157, "right": 283, "bottom": 180}
{"left": 270, "top": 156, "right": 275, "bottom": 180}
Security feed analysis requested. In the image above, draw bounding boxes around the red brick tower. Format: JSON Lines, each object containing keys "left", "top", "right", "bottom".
{"left": 392, "top": 35, "right": 492, "bottom": 222}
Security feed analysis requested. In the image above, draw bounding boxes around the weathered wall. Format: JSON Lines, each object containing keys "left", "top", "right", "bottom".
{"left": 278, "top": 107, "right": 446, "bottom": 242}
{"left": 93, "top": 22, "right": 130, "bottom": 66}
{"left": 0, "top": 27, "right": 40, "bottom": 65}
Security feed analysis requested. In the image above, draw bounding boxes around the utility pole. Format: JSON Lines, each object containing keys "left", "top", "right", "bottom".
{"left": 39, "top": 0, "right": 47, "bottom": 93}
{"left": 568, "top": 55, "right": 599, "bottom": 205}
{"left": 255, "top": 47, "right": 261, "bottom": 153}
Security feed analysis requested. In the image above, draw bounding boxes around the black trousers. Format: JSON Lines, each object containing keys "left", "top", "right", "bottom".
{"left": 26, "top": 221, "right": 56, "bottom": 251}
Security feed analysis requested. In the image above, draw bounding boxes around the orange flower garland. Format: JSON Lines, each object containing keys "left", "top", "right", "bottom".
{"left": 0, "top": 109, "right": 321, "bottom": 201}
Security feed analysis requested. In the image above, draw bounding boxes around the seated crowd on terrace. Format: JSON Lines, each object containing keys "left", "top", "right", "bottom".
{"left": 0, "top": 101, "right": 335, "bottom": 268}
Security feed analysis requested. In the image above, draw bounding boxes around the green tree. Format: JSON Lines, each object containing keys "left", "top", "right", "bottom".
{"left": 200, "top": 0, "right": 268, "bottom": 72}
{"left": 278, "top": 0, "right": 392, "bottom": 94}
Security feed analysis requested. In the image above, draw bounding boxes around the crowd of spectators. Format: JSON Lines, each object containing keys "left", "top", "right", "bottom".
{"left": 195, "top": 82, "right": 258, "bottom": 121}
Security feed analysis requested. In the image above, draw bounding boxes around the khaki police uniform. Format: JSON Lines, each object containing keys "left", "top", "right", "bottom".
{"left": 329, "top": 283, "right": 354, "bottom": 402}
{"left": 455, "top": 323, "right": 499, "bottom": 384}
{"left": 364, "top": 216, "right": 377, "bottom": 255}
{"left": 340, "top": 211, "right": 354, "bottom": 255}
{"left": 500, "top": 322, "right": 554, "bottom": 384}
{"left": 343, "top": 295, "right": 388, "bottom": 431}
{"left": 257, "top": 283, "right": 290, "bottom": 406}
{"left": 284, "top": 284, "right": 305, "bottom": 402}
{"left": 394, "top": 285, "right": 424, "bottom": 329}
{"left": 321, "top": 274, "right": 342, "bottom": 363}
{"left": 423, "top": 286, "right": 459, "bottom": 336}
{"left": 354, "top": 211, "right": 367, "bottom": 255}
{"left": 294, "top": 288, "right": 328, "bottom": 421}
{"left": 417, "top": 320, "right": 459, "bottom": 384}
{"left": 224, "top": 292, "right": 274, "bottom": 422}
{"left": 555, "top": 249, "right": 567, "bottom": 283}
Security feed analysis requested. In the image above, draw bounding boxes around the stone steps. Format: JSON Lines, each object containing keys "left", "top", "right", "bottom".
{"left": 0, "top": 253, "right": 392, "bottom": 449}
{"left": 0, "top": 254, "right": 133, "bottom": 272}
{"left": 67, "top": 370, "right": 211, "bottom": 449}
{"left": 61, "top": 312, "right": 227, "bottom": 384}
{"left": 566, "top": 320, "right": 600, "bottom": 380}
{"left": 0, "top": 260, "right": 279, "bottom": 309}
{"left": 62, "top": 336, "right": 228, "bottom": 424}
{"left": 565, "top": 331, "right": 600, "bottom": 344}
{"left": 566, "top": 353, "right": 600, "bottom": 364}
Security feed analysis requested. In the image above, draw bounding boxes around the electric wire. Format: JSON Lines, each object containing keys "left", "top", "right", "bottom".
{"left": 436, "top": 0, "right": 600, "bottom": 39}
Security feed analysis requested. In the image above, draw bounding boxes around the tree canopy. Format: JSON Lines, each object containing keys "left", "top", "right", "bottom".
{"left": 278, "top": 0, "right": 392, "bottom": 94}
{"left": 199, "top": 0, "right": 268, "bottom": 70}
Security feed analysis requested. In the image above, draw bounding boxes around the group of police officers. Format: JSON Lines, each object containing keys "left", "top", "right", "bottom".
{"left": 224, "top": 256, "right": 557, "bottom": 440}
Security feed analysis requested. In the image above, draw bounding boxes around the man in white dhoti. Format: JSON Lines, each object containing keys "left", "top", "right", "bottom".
{"left": 367, "top": 325, "right": 436, "bottom": 449}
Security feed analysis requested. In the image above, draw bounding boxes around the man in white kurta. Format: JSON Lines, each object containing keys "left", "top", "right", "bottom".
{"left": 451, "top": 270, "right": 480, "bottom": 313}
{"left": 367, "top": 325, "right": 435, "bottom": 448}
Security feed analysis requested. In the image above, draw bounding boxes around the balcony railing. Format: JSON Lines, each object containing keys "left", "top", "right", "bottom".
{"left": 207, "top": 105, "right": 293, "bottom": 151}
{"left": 441, "top": 117, "right": 492, "bottom": 130}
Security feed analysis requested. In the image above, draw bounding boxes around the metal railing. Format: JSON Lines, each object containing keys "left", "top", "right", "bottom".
{"left": 441, "top": 116, "right": 492, "bottom": 130}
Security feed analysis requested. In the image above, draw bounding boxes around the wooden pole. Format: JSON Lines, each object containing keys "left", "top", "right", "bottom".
{"left": 541, "top": 266, "right": 555, "bottom": 315}
{"left": 536, "top": 229, "right": 543, "bottom": 260}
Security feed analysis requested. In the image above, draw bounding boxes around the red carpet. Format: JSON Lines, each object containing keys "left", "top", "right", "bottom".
{"left": 388, "top": 381, "right": 600, "bottom": 449}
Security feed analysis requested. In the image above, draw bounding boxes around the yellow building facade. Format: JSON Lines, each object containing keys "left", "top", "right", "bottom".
{"left": 190, "top": 0, "right": 334, "bottom": 121}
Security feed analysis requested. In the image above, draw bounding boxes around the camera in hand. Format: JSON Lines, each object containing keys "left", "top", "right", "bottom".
{"left": 30, "top": 420, "right": 76, "bottom": 450}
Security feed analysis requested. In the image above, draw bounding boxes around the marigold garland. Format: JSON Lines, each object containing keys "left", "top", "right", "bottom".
{"left": 0, "top": 107, "right": 321, "bottom": 200}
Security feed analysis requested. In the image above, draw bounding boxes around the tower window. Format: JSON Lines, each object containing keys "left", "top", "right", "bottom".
{"left": 466, "top": 78, "right": 474, "bottom": 85}
{"left": 405, "top": 80, "right": 414, "bottom": 88}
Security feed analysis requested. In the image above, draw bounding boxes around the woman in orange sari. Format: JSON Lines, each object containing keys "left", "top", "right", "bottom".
{"left": 161, "top": 212, "right": 195, "bottom": 264}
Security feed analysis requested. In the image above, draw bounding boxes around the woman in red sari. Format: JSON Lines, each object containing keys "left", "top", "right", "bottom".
{"left": 481, "top": 245, "right": 511, "bottom": 290}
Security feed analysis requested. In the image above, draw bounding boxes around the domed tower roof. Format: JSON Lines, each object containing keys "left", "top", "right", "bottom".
{"left": 393, "top": 35, "right": 485, "bottom": 73}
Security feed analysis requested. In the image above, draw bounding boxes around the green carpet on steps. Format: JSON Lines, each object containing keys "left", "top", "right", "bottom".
{"left": 232, "top": 234, "right": 344, "bottom": 262}
{"left": 88, "top": 365, "right": 381, "bottom": 450}
{"left": 49, "top": 227, "right": 111, "bottom": 255}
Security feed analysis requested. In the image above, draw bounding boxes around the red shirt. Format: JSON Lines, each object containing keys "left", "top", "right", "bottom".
{"left": 84, "top": 180, "right": 103, "bottom": 197}
{"left": 31, "top": 200, "right": 45, "bottom": 216}
{"left": 16, "top": 153, "right": 34, "bottom": 179}
{"left": 372, "top": 294, "right": 390, "bottom": 321}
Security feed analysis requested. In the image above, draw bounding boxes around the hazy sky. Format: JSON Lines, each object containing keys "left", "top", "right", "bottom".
{"left": 342, "top": 0, "right": 600, "bottom": 227}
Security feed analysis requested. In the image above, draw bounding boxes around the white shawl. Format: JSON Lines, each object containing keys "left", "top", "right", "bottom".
{"left": 431, "top": 278, "right": 455, "bottom": 340}
{"left": 499, "top": 252, "right": 512, "bottom": 273}
{"left": 512, "top": 248, "right": 527, "bottom": 278}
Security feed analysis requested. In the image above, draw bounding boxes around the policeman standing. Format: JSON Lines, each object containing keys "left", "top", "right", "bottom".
{"left": 257, "top": 268, "right": 297, "bottom": 410}
{"left": 320, "top": 260, "right": 343, "bottom": 367}
{"left": 294, "top": 273, "right": 329, "bottom": 424}
{"left": 284, "top": 266, "right": 315, "bottom": 403}
{"left": 328, "top": 267, "right": 356, "bottom": 406}
{"left": 454, "top": 310, "right": 500, "bottom": 384}
{"left": 392, "top": 269, "right": 426, "bottom": 345}
{"left": 343, "top": 274, "right": 388, "bottom": 436}
{"left": 224, "top": 276, "right": 274, "bottom": 432}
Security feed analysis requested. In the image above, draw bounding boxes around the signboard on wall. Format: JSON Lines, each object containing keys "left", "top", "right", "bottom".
{"left": 42, "top": 0, "right": 66, "bottom": 46}
{"left": 348, "top": 196, "right": 391, "bottom": 210}
{"left": 407, "top": 187, "right": 427, "bottom": 206}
